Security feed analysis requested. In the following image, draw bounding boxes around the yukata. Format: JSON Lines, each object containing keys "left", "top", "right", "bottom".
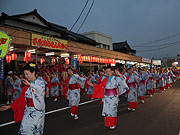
{"left": 78, "top": 76, "right": 87, "bottom": 94}
{"left": 85, "top": 76, "right": 96, "bottom": 98}
{"left": 158, "top": 73, "right": 165, "bottom": 91}
{"left": 50, "top": 77, "right": 60, "bottom": 97}
{"left": 166, "top": 71, "right": 173, "bottom": 88}
{"left": 162, "top": 73, "right": 167, "bottom": 88}
{"left": 153, "top": 71, "right": 159, "bottom": 94}
{"left": 147, "top": 73, "right": 154, "bottom": 95}
{"left": 126, "top": 74, "right": 140, "bottom": 109}
{"left": 65, "top": 74, "right": 87, "bottom": 115}
{"left": 169, "top": 71, "right": 176, "bottom": 85}
{"left": 138, "top": 72, "right": 147, "bottom": 101}
{"left": 93, "top": 73, "right": 100, "bottom": 83}
{"left": 93, "top": 75, "right": 128, "bottom": 127}
{"left": 5, "top": 76, "right": 13, "bottom": 96}
{"left": 11, "top": 78, "right": 22, "bottom": 101}
{"left": 10, "top": 78, "right": 45, "bottom": 135}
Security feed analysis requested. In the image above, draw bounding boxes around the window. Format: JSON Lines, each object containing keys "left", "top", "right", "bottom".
{"left": 108, "top": 46, "right": 110, "bottom": 50}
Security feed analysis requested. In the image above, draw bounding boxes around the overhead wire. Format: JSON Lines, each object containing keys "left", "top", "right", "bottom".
{"left": 76, "top": 0, "right": 95, "bottom": 33}
{"left": 137, "top": 42, "right": 180, "bottom": 52}
{"left": 70, "top": 0, "right": 89, "bottom": 31}
{"left": 134, "top": 32, "right": 180, "bottom": 47}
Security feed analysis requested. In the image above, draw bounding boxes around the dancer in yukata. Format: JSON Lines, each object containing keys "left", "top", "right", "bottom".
{"left": 87, "top": 66, "right": 129, "bottom": 129}
{"left": 125, "top": 68, "right": 140, "bottom": 111}
{"left": 158, "top": 70, "right": 165, "bottom": 92}
{"left": 147, "top": 69, "right": 154, "bottom": 97}
{"left": 63, "top": 67, "right": 87, "bottom": 120}
{"left": 5, "top": 71, "right": 14, "bottom": 104}
{"left": 0, "top": 63, "right": 45, "bottom": 135}
{"left": 11, "top": 73, "right": 22, "bottom": 101}
{"left": 137, "top": 68, "right": 148, "bottom": 104}
{"left": 152, "top": 69, "right": 159, "bottom": 94}
{"left": 79, "top": 72, "right": 87, "bottom": 95}
{"left": 50, "top": 72, "right": 60, "bottom": 101}
{"left": 85, "top": 72, "right": 97, "bottom": 99}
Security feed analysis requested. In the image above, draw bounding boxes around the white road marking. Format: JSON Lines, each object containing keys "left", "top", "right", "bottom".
{"left": 0, "top": 99, "right": 99, "bottom": 128}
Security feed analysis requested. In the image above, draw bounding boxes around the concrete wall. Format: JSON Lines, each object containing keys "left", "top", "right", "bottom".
{"left": 81, "top": 31, "right": 113, "bottom": 50}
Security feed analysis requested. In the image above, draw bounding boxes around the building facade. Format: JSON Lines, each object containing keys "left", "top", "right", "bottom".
{"left": 113, "top": 41, "right": 136, "bottom": 56}
{"left": 81, "top": 31, "right": 113, "bottom": 50}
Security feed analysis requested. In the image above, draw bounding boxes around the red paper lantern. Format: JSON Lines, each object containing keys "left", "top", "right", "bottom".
{"left": 113, "top": 59, "right": 116, "bottom": 64}
{"left": 93, "top": 57, "right": 96, "bottom": 62}
{"left": 65, "top": 58, "right": 69, "bottom": 65}
{"left": 86, "top": 56, "right": 88, "bottom": 62}
{"left": 82, "top": 56, "right": 85, "bottom": 61}
{"left": 11, "top": 53, "right": 17, "bottom": 60}
{"left": 97, "top": 57, "right": 100, "bottom": 63}
{"left": 6, "top": 55, "right": 11, "bottom": 63}
{"left": 24, "top": 51, "right": 31, "bottom": 63}
{"left": 77, "top": 55, "right": 81, "bottom": 61}
{"left": 51, "top": 58, "right": 56, "bottom": 64}
{"left": 87, "top": 56, "right": 90, "bottom": 62}
{"left": 40, "top": 58, "right": 45, "bottom": 64}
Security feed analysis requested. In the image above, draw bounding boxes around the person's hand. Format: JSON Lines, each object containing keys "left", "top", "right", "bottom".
{"left": 21, "top": 79, "right": 30, "bottom": 86}
{"left": 0, "top": 105, "right": 10, "bottom": 112}
{"left": 115, "top": 70, "right": 122, "bottom": 78}
{"left": 87, "top": 81, "right": 93, "bottom": 87}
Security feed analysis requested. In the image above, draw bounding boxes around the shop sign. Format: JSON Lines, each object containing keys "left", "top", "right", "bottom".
{"left": 0, "top": 31, "right": 11, "bottom": 60}
{"left": 72, "top": 58, "right": 77, "bottom": 70}
{"left": 142, "top": 57, "right": 151, "bottom": 64}
{"left": 31, "top": 33, "right": 68, "bottom": 50}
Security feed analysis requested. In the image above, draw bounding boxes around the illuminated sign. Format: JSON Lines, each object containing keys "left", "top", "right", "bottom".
{"left": 31, "top": 33, "right": 68, "bottom": 50}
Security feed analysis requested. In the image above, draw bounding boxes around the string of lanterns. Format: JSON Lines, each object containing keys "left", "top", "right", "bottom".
{"left": 6, "top": 49, "right": 114, "bottom": 65}
{"left": 75, "top": 55, "right": 116, "bottom": 64}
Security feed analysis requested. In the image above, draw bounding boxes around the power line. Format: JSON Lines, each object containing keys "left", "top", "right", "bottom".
{"left": 137, "top": 42, "right": 180, "bottom": 52}
{"left": 70, "top": 0, "right": 89, "bottom": 31}
{"left": 77, "top": 0, "right": 95, "bottom": 33}
{"left": 135, "top": 40, "right": 180, "bottom": 48}
{"left": 134, "top": 32, "right": 180, "bottom": 47}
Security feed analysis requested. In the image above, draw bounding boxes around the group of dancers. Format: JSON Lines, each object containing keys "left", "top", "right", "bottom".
{"left": 0, "top": 62, "right": 179, "bottom": 134}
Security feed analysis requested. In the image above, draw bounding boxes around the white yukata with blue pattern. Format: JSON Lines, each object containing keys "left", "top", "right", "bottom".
{"left": 5, "top": 76, "right": 13, "bottom": 95}
{"left": 50, "top": 77, "right": 59, "bottom": 97}
{"left": 18, "top": 78, "right": 45, "bottom": 135}
{"left": 158, "top": 73, "right": 165, "bottom": 88}
{"left": 67, "top": 74, "right": 87, "bottom": 107}
{"left": 102, "top": 76, "right": 128, "bottom": 117}
{"left": 78, "top": 76, "right": 87, "bottom": 89}
{"left": 138, "top": 72, "right": 147, "bottom": 97}
{"left": 11, "top": 78, "right": 22, "bottom": 101}
{"left": 147, "top": 73, "right": 154, "bottom": 90}
{"left": 153, "top": 71, "right": 159, "bottom": 89}
{"left": 87, "top": 76, "right": 96, "bottom": 95}
{"left": 126, "top": 74, "right": 140, "bottom": 102}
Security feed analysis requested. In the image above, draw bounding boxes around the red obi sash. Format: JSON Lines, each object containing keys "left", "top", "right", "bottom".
{"left": 104, "top": 88, "right": 117, "bottom": 96}
{"left": 128, "top": 82, "right": 136, "bottom": 88}
{"left": 140, "top": 80, "right": 146, "bottom": 84}
{"left": 26, "top": 98, "right": 34, "bottom": 107}
{"left": 148, "top": 77, "right": 154, "bottom": 81}
{"left": 69, "top": 83, "right": 80, "bottom": 90}
{"left": 51, "top": 83, "right": 58, "bottom": 86}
